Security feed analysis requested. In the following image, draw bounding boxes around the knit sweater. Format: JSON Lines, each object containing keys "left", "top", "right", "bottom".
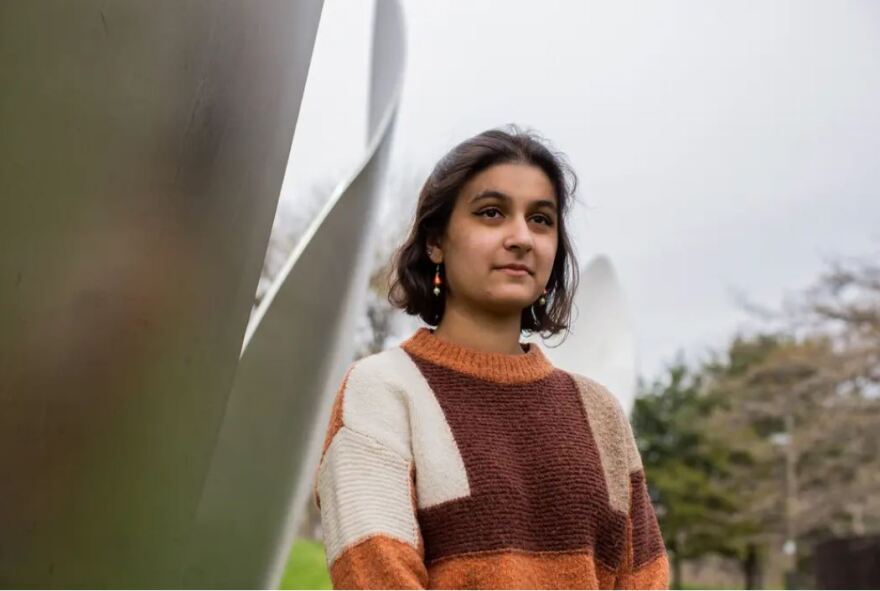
{"left": 313, "top": 327, "right": 669, "bottom": 590}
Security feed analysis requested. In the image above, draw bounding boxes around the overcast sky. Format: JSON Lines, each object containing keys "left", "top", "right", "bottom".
{"left": 280, "top": 0, "right": 880, "bottom": 382}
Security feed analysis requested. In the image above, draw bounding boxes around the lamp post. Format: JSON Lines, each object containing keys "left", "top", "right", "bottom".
{"left": 771, "top": 410, "right": 799, "bottom": 589}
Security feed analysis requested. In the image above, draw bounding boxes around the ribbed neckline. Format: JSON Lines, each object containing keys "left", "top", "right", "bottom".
{"left": 400, "top": 327, "right": 555, "bottom": 384}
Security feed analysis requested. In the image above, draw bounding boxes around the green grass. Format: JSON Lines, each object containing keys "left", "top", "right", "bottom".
{"left": 279, "top": 538, "right": 332, "bottom": 590}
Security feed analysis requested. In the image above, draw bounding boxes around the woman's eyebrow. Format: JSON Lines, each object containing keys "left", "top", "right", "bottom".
{"left": 470, "top": 189, "right": 557, "bottom": 212}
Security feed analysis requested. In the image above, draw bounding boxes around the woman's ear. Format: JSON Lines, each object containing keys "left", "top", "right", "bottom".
{"left": 425, "top": 240, "right": 444, "bottom": 265}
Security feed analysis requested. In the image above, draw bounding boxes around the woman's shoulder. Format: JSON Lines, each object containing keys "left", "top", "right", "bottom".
{"left": 333, "top": 346, "right": 416, "bottom": 460}
{"left": 345, "top": 343, "right": 415, "bottom": 393}
{"left": 564, "top": 371, "right": 629, "bottom": 423}
{"left": 564, "top": 370, "right": 642, "bottom": 475}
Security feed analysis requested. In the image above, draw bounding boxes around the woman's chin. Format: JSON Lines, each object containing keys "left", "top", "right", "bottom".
{"left": 482, "top": 293, "right": 535, "bottom": 312}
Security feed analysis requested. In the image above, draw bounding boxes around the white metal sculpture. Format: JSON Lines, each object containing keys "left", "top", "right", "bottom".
{"left": 187, "top": 0, "right": 405, "bottom": 587}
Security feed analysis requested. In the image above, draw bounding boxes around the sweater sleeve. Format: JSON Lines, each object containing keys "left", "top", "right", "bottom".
{"left": 613, "top": 414, "right": 670, "bottom": 590}
{"left": 312, "top": 362, "right": 428, "bottom": 590}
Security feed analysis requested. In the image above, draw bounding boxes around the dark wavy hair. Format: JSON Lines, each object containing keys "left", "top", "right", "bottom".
{"left": 387, "top": 124, "right": 581, "bottom": 339}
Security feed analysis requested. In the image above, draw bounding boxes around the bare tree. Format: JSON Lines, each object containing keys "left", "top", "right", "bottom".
{"left": 704, "top": 249, "right": 880, "bottom": 586}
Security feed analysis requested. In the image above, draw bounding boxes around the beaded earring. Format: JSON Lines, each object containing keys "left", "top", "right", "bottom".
{"left": 433, "top": 263, "right": 442, "bottom": 296}
{"left": 538, "top": 288, "right": 548, "bottom": 306}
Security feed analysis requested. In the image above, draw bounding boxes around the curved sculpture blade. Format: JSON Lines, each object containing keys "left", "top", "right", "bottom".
{"left": 184, "top": 1, "right": 406, "bottom": 587}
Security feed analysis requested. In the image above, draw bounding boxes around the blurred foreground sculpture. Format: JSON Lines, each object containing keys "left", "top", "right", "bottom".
{"left": 0, "top": 1, "right": 323, "bottom": 587}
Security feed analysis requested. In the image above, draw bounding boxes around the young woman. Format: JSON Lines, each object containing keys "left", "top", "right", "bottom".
{"left": 313, "top": 126, "right": 669, "bottom": 589}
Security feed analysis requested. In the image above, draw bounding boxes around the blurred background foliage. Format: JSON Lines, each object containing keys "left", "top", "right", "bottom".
{"left": 632, "top": 252, "right": 880, "bottom": 589}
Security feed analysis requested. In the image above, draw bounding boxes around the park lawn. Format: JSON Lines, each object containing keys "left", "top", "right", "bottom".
{"left": 279, "top": 538, "right": 332, "bottom": 590}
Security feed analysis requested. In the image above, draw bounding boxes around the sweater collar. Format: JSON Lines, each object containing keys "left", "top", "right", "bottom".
{"left": 400, "top": 327, "right": 555, "bottom": 384}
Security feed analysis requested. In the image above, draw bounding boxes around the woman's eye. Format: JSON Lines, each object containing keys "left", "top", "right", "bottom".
{"left": 476, "top": 208, "right": 553, "bottom": 226}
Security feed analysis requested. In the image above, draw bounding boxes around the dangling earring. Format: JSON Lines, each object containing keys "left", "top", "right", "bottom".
{"left": 433, "top": 263, "right": 442, "bottom": 296}
{"left": 538, "top": 288, "right": 548, "bottom": 306}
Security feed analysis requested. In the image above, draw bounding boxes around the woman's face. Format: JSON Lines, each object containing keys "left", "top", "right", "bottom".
{"left": 432, "top": 162, "right": 559, "bottom": 316}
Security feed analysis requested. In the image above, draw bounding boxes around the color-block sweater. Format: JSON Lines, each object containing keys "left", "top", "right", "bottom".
{"left": 313, "top": 327, "right": 669, "bottom": 590}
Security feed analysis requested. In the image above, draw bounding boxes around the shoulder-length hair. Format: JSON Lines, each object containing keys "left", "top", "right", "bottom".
{"left": 387, "top": 124, "right": 581, "bottom": 339}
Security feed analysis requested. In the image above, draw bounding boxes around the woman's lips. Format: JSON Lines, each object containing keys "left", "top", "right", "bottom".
{"left": 497, "top": 267, "right": 530, "bottom": 276}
